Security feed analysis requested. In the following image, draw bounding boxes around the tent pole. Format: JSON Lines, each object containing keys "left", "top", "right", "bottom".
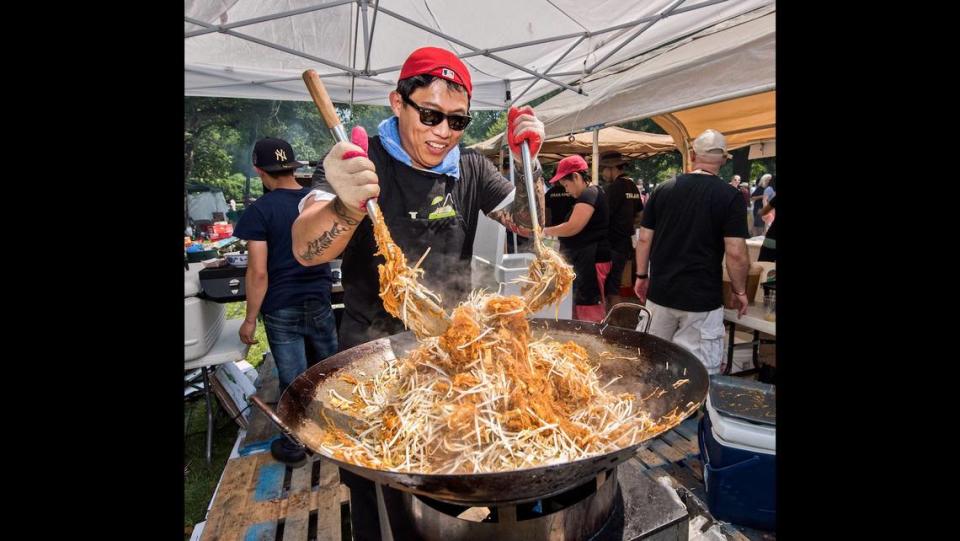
{"left": 367, "top": 0, "right": 728, "bottom": 76}
{"left": 184, "top": 0, "right": 357, "bottom": 38}
{"left": 652, "top": 114, "right": 691, "bottom": 173}
{"left": 586, "top": 0, "right": 687, "bottom": 73}
{"left": 376, "top": 6, "right": 585, "bottom": 95}
{"left": 185, "top": 16, "right": 394, "bottom": 85}
{"left": 513, "top": 35, "right": 587, "bottom": 103}
{"left": 592, "top": 128, "right": 599, "bottom": 184}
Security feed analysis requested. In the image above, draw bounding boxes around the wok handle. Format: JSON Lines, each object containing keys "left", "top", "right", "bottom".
{"left": 601, "top": 302, "right": 652, "bottom": 333}
{"left": 249, "top": 395, "right": 307, "bottom": 449}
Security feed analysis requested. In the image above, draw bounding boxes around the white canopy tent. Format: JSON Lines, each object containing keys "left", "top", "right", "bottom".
{"left": 533, "top": 6, "right": 774, "bottom": 132}
{"left": 185, "top": 0, "right": 774, "bottom": 110}
{"left": 531, "top": 5, "right": 774, "bottom": 170}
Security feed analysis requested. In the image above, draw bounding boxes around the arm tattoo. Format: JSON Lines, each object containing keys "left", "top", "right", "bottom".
{"left": 491, "top": 163, "right": 544, "bottom": 230}
{"left": 299, "top": 198, "right": 361, "bottom": 261}
{"left": 509, "top": 171, "right": 544, "bottom": 229}
{"left": 333, "top": 197, "right": 361, "bottom": 226}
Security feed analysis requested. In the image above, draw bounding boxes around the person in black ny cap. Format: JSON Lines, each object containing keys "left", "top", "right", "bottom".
{"left": 234, "top": 137, "right": 338, "bottom": 467}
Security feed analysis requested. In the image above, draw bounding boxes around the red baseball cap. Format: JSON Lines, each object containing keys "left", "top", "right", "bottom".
{"left": 398, "top": 47, "right": 472, "bottom": 98}
{"left": 548, "top": 155, "right": 589, "bottom": 183}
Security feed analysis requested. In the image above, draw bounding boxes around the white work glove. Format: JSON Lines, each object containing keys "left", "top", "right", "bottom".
{"left": 321, "top": 126, "right": 380, "bottom": 213}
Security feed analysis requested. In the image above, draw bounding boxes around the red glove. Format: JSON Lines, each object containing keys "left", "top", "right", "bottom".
{"left": 342, "top": 126, "right": 368, "bottom": 160}
{"left": 507, "top": 106, "right": 542, "bottom": 160}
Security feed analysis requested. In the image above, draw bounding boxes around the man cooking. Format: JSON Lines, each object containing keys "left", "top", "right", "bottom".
{"left": 291, "top": 46, "right": 547, "bottom": 540}
{"left": 293, "top": 46, "right": 546, "bottom": 350}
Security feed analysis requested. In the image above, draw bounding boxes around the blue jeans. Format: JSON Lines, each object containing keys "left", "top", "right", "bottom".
{"left": 261, "top": 300, "right": 338, "bottom": 393}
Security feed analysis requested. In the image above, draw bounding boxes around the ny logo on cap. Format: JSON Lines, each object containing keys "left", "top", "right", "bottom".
{"left": 441, "top": 68, "right": 455, "bottom": 79}
{"left": 275, "top": 149, "right": 287, "bottom": 162}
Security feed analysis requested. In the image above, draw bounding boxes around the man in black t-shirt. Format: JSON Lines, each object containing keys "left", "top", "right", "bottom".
{"left": 290, "top": 46, "right": 550, "bottom": 541}
{"left": 633, "top": 129, "right": 750, "bottom": 375}
{"left": 545, "top": 180, "right": 576, "bottom": 226}
{"left": 599, "top": 151, "right": 643, "bottom": 307}
{"left": 292, "top": 47, "right": 548, "bottom": 351}
{"left": 758, "top": 195, "right": 776, "bottom": 262}
{"left": 234, "top": 138, "right": 337, "bottom": 467}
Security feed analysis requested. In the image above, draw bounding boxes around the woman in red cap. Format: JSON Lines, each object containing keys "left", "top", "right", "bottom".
{"left": 291, "top": 46, "right": 547, "bottom": 539}
{"left": 526, "top": 155, "right": 612, "bottom": 322}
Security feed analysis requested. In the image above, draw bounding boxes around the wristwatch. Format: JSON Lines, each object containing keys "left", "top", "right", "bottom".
{"left": 634, "top": 273, "right": 649, "bottom": 280}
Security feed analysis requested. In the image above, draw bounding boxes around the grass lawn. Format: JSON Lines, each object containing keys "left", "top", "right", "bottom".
{"left": 183, "top": 301, "right": 267, "bottom": 540}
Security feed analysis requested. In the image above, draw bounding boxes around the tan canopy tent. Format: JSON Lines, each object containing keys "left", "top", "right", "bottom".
{"left": 470, "top": 126, "right": 676, "bottom": 164}
{"left": 748, "top": 139, "right": 776, "bottom": 159}
{"left": 652, "top": 90, "right": 775, "bottom": 170}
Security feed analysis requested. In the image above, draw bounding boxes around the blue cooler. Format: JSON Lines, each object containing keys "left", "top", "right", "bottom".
{"left": 698, "top": 375, "right": 776, "bottom": 530}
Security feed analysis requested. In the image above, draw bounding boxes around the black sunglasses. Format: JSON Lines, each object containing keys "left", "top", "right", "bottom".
{"left": 401, "top": 94, "right": 472, "bottom": 131}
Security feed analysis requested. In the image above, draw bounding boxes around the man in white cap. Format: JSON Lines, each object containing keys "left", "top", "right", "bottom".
{"left": 633, "top": 129, "right": 750, "bottom": 374}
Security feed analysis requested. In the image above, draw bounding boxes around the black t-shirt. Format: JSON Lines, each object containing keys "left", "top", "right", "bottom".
{"left": 560, "top": 184, "right": 610, "bottom": 259}
{"left": 312, "top": 137, "right": 515, "bottom": 349}
{"left": 545, "top": 183, "right": 575, "bottom": 226}
{"left": 758, "top": 196, "right": 776, "bottom": 262}
{"left": 641, "top": 173, "right": 749, "bottom": 312}
{"left": 604, "top": 175, "right": 643, "bottom": 252}
{"left": 751, "top": 184, "right": 765, "bottom": 215}
{"left": 233, "top": 187, "right": 333, "bottom": 314}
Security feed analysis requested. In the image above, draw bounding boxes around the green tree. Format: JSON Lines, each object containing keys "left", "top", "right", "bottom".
{"left": 623, "top": 151, "right": 682, "bottom": 191}
{"left": 481, "top": 113, "right": 508, "bottom": 143}
{"left": 749, "top": 158, "right": 776, "bottom": 185}
{"left": 461, "top": 110, "right": 505, "bottom": 146}
{"left": 189, "top": 126, "right": 241, "bottom": 183}
{"left": 199, "top": 173, "right": 250, "bottom": 203}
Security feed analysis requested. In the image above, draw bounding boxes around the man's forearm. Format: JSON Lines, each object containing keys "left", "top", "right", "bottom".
{"left": 726, "top": 250, "right": 749, "bottom": 293}
{"left": 293, "top": 197, "right": 363, "bottom": 265}
{"left": 635, "top": 237, "right": 652, "bottom": 274}
{"left": 243, "top": 272, "right": 268, "bottom": 323}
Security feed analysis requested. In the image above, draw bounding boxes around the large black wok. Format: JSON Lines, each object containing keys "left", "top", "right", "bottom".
{"left": 251, "top": 304, "right": 708, "bottom": 506}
